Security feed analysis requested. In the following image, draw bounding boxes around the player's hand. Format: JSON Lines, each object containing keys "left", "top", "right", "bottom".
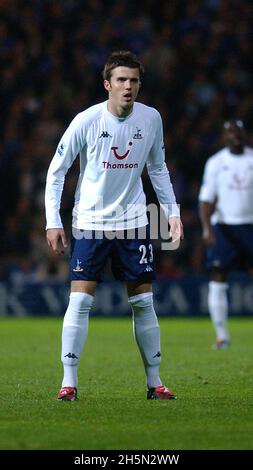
{"left": 168, "top": 216, "right": 184, "bottom": 242}
{"left": 202, "top": 226, "right": 216, "bottom": 246}
{"left": 46, "top": 228, "right": 68, "bottom": 255}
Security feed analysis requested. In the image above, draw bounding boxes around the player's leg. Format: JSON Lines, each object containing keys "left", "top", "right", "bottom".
{"left": 208, "top": 272, "right": 230, "bottom": 348}
{"left": 112, "top": 228, "right": 175, "bottom": 399}
{"left": 59, "top": 280, "right": 96, "bottom": 400}
{"left": 127, "top": 281, "right": 161, "bottom": 387}
{"left": 206, "top": 224, "right": 234, "bottom": 348}
{"left": 127, "top": 281, "right": 176, "bottom": 399}
{"left": 58, "top": 232, "right": 110, "bottom": 401}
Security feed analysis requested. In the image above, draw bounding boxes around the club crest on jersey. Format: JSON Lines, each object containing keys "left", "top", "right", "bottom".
{"left": 133, "top": 127, "right": 143, "bottom": 139}
{"left": 111, "top": 141, "right": 133, "bottom": 160}
{"left": 73, "top": 259, "right": 84, "bottom": 272}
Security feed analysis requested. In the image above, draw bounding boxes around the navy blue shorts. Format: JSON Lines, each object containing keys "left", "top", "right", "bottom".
{"left": 206, "top": 223, "right": 253, "bottom": 272}
{"left": 70, "top": 227, "right": 156, "bottom": 282}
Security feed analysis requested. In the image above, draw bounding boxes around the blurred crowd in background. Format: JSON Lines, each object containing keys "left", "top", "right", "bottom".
{"left": 1, "top": 0, "right": 253, "bottom": 284}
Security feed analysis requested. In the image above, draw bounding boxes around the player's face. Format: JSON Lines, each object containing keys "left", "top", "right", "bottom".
{"left": 225, "top": 124, "right": 245, "bottom": 154}
{"left": 104, "top": 66, "right": 141, "bottom": 116}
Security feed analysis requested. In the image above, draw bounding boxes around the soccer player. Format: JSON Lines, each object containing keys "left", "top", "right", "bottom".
{"left": 199, "top": 119, "right": 253, "bottom": 349}
{"left": 45, "top": 50, "right": 183, "bottom": 400}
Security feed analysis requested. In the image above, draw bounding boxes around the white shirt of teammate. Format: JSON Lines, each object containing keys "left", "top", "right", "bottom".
{"left": 45, "top": 100, "right": 179, "bottom": 231}
{"left": 199, "top": 146, "right": 253, "bottom": 224}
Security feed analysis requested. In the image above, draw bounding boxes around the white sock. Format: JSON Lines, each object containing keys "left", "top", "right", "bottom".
{"left": 208, "top": 281, "right": 229, "bottom": 341}
{"left": 129, "top": 292, "right": 162, "bottom": 389}
{"left": 61, "top": 292, "right": 94, "bottom": 388}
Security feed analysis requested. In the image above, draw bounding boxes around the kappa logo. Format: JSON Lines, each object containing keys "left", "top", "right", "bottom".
{"left": 73, "top": 259, "right": 84, "bottom": 272}
{"left": 99, "top": 131, "right": 112, "bottom": 138}
{"left": 152, "top": 351, "right": 161, "bottom": 358}
{"left": 64, "top": 352, "right": 78, "bottom": 359}
{"left": 111, "top": 141, "right": 133, "bottom": 159}
{"left": 144, "top": 265, "right": 153, "bottom": 272}
{"left": 133, "top": 127, "right": 143, "bottom": 139}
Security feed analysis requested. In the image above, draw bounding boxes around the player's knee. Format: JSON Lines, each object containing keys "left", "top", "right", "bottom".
{"left": 209, "top": 280, "right": 228, "bottom": 293}
{"left": 129, "top": 292, "right": 159, "bottom": 326}
{"left": 129, "top": 292, "right": 153, "bottom": 311}
{"left": 66, "top": 292, "right": 94, "bottom": 317}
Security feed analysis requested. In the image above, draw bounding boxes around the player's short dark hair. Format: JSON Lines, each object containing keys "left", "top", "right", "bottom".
{"left": 102, "top": 50, "right": 144, "bottom": 82}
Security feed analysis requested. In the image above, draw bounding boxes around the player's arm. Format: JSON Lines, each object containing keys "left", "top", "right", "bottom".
{"left": 146, "top": 112, "right": 183, "bottom": 242}
{"left": 198, "top": 159, "right": 217, "bottom": 245}
{"left": 199, "top": 201, "right": 216, "bottom": 245}
{"left": 45, "top": 114, "right": 84, "bottom": 254}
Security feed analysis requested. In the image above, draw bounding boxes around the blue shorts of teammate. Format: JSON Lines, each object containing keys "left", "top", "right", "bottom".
{"left": 70, "top": 227, "right": 156, "bottom": 282}
{"left": 206, "top": 223, "right": 253, "bottom": 272}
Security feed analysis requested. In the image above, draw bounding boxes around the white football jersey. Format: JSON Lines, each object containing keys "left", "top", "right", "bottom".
{"left": 45, "top": 101, "right": 178, "bottom": 230}
{"left": 199, "top": 146, "right": 253, "bottom": 224}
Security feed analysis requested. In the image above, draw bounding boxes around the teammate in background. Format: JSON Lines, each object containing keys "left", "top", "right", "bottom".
{"left": 199, "top": 119, "right": 253, "bottom": 349}
{"left": 45, "top": 51, "right": 183, "bottom": 400}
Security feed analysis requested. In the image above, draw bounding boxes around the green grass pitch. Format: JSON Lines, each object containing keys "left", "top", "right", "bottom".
{"left": 0, "top": 316, "right": 253, "bottom": 450}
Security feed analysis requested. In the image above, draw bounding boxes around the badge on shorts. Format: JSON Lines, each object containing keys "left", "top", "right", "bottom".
{"left": 73, "top": 259, "right": 84, "bottom": 272}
